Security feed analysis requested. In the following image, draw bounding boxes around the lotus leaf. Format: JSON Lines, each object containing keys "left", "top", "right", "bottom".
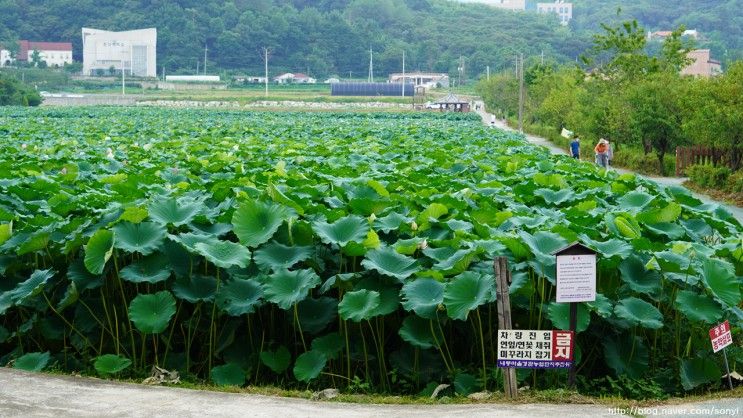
{"left": 128, "top": 291, "right": 177, "bottom": 334}
{"left": 211, "top": 363, "right": 246, "bottom": 386}
{"left": 260, "top": 346, "right": 291, "bottom": 374}
{"left": 13, "top": 351, "right": 51, "bottom": 372}
{"left": 338, "top": 289, "right": 380, "bottom": 322}
{"left": 614, "top": 297, "right": 664, "bottom": 329}
{"left": 194, "top": 240, "right": 251, "bottom": 269}
{"left": 111, "top": 221, "right": 166, "bottom": 255}
{"left": 443, "top": 272, "right": 491, "bottom": 321}
{"left": 232, "top": 199, "right": 294, "bottom": 248}
{"left": 313, "top": 215, "right": 369, "bottom": 247}
{"left": 94, "top": 354, "right": 132, "bottom": 376}
{"left": 84, "top": 229, "right": 114, "bottom": 275}
{"left": 400, "top": 278, "right": 444, "bottom": 319}
{"left": 262, "top": 269, "right": 320, "bottom": 310}
{"left": 217, "top": 278, "right": 263, "bottom": 316}
{"left": 293, "top": 350, "right": 326, "bottom": 382}
{"left": 361, "top": 247, "right": 419, "bottom": 282}
{"left": 253, "top": 241, "right": 313, "bottom": 271}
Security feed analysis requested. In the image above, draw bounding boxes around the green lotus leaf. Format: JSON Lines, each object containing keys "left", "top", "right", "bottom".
{"left": 211, "top": 363, "right": 246, "bottom": 386}
{"left": 120, "top": 253, "right": 171, "bottom": 284}
{"left": 128, "top": 291, "right": 177, "bottom": 334}
{"left": 581, "top": 236, "right": 633, "bottom": 259}
{"left": 232, "top": 199, "right": 294, "bottom": 248}
{"left": 313, "top": 215, "right": 369, "bottom": 247}
{"left": 393, "top": 237, "right": 424, "bottom": 255}
{"left": 172, "top": 275, "right": 217, "bottom": 303}
{"left": 167, "top": 232, "right": 214, "bottom": 253}
{"left": 10, "top": 269, "right": 54, "bottom": 303}
{"left": 702, "top": 258, "right": 741, "bottom": 307}
{"left": 194, "top": 240, "right": 251, "bottom": 269}
{"left": 84, "top": 229, "right": 114, "bottom": 275}
{"left": 416, "top": 202, "right": 448, "bottom": 225}
{"left": 0, "top": 221, "right": 12, "bottom": 245}
{"left": 586, "top": 293, "right": 613, "bottom": 318}
{"left": 293, "top": 350, "right": 327, "bottom": 383}
{"left": 518, "top": 230, "right": 568, "bottom": 257}
{"left": 297, "top": 297, "right": 337, "bottom": 334}
{"left": 443, "top": 272, "right": 492, "bottom": 321}
{"left": 311, "top": 332, "right": 344, "bottom": 360}
{"left": 361, "top": 247, "right": 419, "bottom": 282}
{"left": 675, "top": 290, "right": 723, "bottom": 323}
{"left": 17, "top": 232, "right": 50, "bottom": 255}
{"left": 262, "top": 269, "right": 320, "bottom": 310}
{"left": 445, "top": 219, "right": 473, "bottom": 233}
{"left": 56, "top": 282, "right": 79, "bottom": 312}
{"left": 614, "top": 297, "right": 664, "bottom": 329}
{"left": 681, "top": 219, "right": 713, "bottom": 241}
{"left": 267, "top": 181, "right": 305, "bottom": 215}
{"left": 68, "top": 258, "right": 103, "bottom": 291}
{"left": 0, "top": 325, "right": 9, "bottom": 343}
{"left": 547, "top": 302, "right": 590, "bottom": 333}
{"left": 423, "top": 247, "right": 478, "bottom": 274}
{"left": 13, "top": 351, "right": 51, "bottom": 372}
{"left": 111, "top": 221, "right": 166, "bottom": 255}
{"left": 619, "top": 255, "right": 661, "bottom": 295}
{"left": 606, "top": 214, "right": 642, "bottom": 239}
{"left": 374, "top": 212, "right": 413, "bottom": 233}
{"left": 94, "top": 354, "right": 132, "bottom": 376}
{"left": 148, "top": 197, "right": 201, "bottom": 226}
{"left": 398, "top": 314, "right": 442, "bottom": 349}
{"left": 617, "top": 191, "right": 655, "bottom": 211}
{"left": 217, "top": 278, "right": 263, "bottom": 316}
{"left": 1, "top": 293, "right": 14, "bottom": 316}
{"left": 637, "top": 202, "right": 682, "bottom": 224}
{"left": 603, "top": 335, "right": 648, "bottom": 379}
{"left": 534, "top": 188, "right": 575, "bottom": 205}
{"left": 253, "top": 241, "right": 313, "bottom": 271}
{"left": 260, "top": 345, "right": 291, "bottom": 374}
{"left": 355, "top": 277, "right": 400, "bottom": 317}
{"left": 338, "top": 289, "right": 380, "bottom": 322}
{"left": 401, "top": 278, "right": 444, "bottom": 320}
{"left": 644, "top": 222, "right": 686, "bottom": 239}
{"left": 680, "top": 358, "right": 720, "bottom": 391}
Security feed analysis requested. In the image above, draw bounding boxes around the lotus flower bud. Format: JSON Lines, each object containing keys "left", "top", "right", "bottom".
{"left": 21, "top": 143, "right": 27, "bottom": 149}
{"left": 368, "top": 213, "right": 377, "bottom": 222}
{"left": 418, "top": 239, "right": 428, "bottom": 250}
{"left": 411, "top": 221, "right": 418, "bottom": 231}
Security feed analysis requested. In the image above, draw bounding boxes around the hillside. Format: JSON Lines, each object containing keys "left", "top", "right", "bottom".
{"left": 0, "top": 0, "right": 587, "bottom": 78}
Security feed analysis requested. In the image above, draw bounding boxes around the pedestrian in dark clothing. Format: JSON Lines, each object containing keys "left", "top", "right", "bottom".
{"left": 570, "top": 135, "right": 580, "bottom": 159}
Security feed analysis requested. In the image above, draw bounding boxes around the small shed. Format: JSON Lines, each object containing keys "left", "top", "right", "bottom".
{"left": 433, "top": 93, "right": 470, "bottom": 112}
{"left": 331, "top": 82, "right": 414, "bottom": 97}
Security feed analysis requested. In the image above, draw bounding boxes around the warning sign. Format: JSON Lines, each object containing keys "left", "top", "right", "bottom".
{"left": 709, "top": 321, "right": 733, "bottom": 353}
{"left": 497, "top": 330, "right": 574, "bottom": 369}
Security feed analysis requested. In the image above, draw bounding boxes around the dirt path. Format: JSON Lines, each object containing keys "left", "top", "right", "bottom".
{"left": 1, "top": 369, "right": 741, "bottom": 418}
{"left": 475, "top": 102, "right": 743, "bottom": 223}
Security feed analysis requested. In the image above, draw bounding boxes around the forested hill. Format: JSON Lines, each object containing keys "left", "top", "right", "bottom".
{"left": 0, "top": 0, "right": 586, "bottom": 77}
{"left": 0, "top": 0, "right": 740, "bottom": 78}
{"left": 570, "top": 0, "right": 743, "bottom": 63}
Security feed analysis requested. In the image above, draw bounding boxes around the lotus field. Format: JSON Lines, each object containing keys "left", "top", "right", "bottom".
{"left": 0, "top": 107, "right": 741, "bottom": 396}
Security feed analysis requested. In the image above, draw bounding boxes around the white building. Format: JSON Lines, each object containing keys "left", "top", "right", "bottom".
{"left": 0, "top": 49, "right": 10, "bottom": 67}
{"left": 455, "top": 0, "right": 526, "bottom": 10}
{"left": 389, "top": 72, "right": 450, "bottom": 89}
{"left": 10, "top": 41, "right": 73, "bottom": 67}
{"left": 537, "top": 1, "right": 573, "bottom": 25}
{"left": 273, "top": 73, "right": 316, "bottom": 84}
{"left": 82, "top": 28, "right": 157, "bottom": 77}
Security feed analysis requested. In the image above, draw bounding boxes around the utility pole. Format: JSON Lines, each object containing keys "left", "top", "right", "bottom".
{"left": 348, "top": 71, "right": 352, "bottom": 80}
{"left": 162, "top": 66, "right": 165, "bottom": 82}
{"left": 518, "top": 54, "right": 524, "bottom": 134}
{"left": 541, "top": 50, "right": 544, "bottom": 65}
{"left": 402, "top": 50, "right": 406, "bottom": 97}
{"left": 204, "top": 43, "right": 208, "bottom": 75}
{"left": 261, "top": 47, "right": 270, "bottom": 98}
{"left": 486, "top": 65, "right": 490, "bottom": 81}
{"left": 368, "top": 47, "right": 374, "bottom": 82}
{"left": 458, "top": 56, "right": 465, "bottom": 86}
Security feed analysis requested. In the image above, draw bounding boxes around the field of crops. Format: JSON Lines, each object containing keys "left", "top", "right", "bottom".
{"left": 0, "top": 108, "right": 741, "bottom": 397}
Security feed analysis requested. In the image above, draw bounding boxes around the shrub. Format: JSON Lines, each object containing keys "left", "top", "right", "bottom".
{"left": 686, "top": 164, "right": 732, "bottom": 189}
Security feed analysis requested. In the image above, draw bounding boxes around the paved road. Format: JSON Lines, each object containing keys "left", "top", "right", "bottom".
{"left": 475, "top": 103, "right": 743, "bottom": 223}
{"left": 1, "top": 369, "right": 741, "bottom": 418}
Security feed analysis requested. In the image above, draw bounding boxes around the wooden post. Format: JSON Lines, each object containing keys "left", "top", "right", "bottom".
{"left": 494, "top": 256, "right": 518, "bottom": 398}
{"left": 675, "top": 147, "right": 680, "bottom": 177}
{"left": 567, "top": 302, "right": 578, "bottom": 388}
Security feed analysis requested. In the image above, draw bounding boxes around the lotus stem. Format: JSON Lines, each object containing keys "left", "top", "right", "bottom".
{"left": 42, "top": 292, "right": 99, "bottom": 356}
{"left": 476, "top": 308, "right": 487, "bottom": 391}
{"left": 208, "top": 267, "right": 222, "bottom": 380}
{"left": 294, "top": 303, "right": 307, "bottom": 351}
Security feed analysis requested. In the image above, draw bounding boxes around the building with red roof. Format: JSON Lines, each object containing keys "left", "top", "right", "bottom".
{"left": 16, "top": 40, "right": 73, "bottom": 67}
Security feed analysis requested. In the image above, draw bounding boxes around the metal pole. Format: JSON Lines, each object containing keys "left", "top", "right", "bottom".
{"left": 487, "top": 65, "right": 490, "bottom": 81}
{"left": 204, "top": 44, "right": 208, "bottom": 75}
{"left": 402, "top": 50, "right": 405, "bottom": 97}
{"left": 723, "top": 348, "right": 733, "bottom": 390}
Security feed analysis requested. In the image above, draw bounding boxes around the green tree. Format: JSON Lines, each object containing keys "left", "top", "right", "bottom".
{"left": 0, "top": 72, "right": 42, "bottom": 106}
{"left": 626, "top": 72, "right": 687, "bottom": 175}
{"left": 682, "top": 62, "right": 743, "bottom": 170}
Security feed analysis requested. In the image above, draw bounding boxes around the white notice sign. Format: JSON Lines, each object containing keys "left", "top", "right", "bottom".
{"left": 556, "top": 254, "right": 596, "bottom": 302}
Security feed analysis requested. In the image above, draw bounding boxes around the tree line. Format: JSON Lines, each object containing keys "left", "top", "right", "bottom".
{"left": 477, "top": 21, "right": 743, "bottom": 177}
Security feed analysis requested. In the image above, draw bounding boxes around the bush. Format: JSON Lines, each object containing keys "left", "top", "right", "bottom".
{"left": 0, "top": 73, "right": 42, "bottom": 106}
{"left": 686, "top": 164, "right": 732, "bottom": 189}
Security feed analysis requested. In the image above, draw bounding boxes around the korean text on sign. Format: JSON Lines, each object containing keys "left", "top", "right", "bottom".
{"left": 709, "top": 321, "right": 733, "bottom": 353}
{"left": 497, "top": 330, "right": 574, "bottom": 369}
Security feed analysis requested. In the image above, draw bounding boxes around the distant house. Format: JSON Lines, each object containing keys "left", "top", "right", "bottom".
{"left": 10, "top": 40, "right": 73, "bottom": 67}
{"left": 537, "top": 1, "right": 573, "bottom": 25}
{"left": 455, "top": 0, "right": 526, "bottom": 11}
{"left": 0, "top": 48, "right": 10, "bottom": 67}
{"left": 648, "top": 29, "right": 700, "bottom": 41}
{"left": 273, "top": 73, "right": 316, "bottom": 84}
{"left": 324, "top": 77, "right": 340, "bottom": 84}
{"left": 388, "top": 72, "right": 450, "bottom": 89}
{"left": 681, "top": 49, "right": 722, "bottom": 78}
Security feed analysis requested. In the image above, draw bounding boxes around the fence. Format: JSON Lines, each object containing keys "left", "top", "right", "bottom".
{"left": 675, "top": 146, "right": 731, "bottom": 176}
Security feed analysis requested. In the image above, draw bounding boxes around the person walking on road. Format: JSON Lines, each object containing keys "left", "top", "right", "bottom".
{"left": 570, "top": 135, "right": 580, "bottom": 159}
{"left": 594, "top": 138, "right": 609, "bottom": 168}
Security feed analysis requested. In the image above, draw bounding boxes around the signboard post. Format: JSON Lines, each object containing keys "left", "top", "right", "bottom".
{"left": 709, "top": 320, "right": 734, "bottom": 390}
{"left": 553, "top": 242, "right": 597, "bottom": 388}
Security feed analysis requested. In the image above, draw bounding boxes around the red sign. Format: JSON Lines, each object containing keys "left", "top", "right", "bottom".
{"left": 552, "top": 330, "right": 575, "bottom": 361}
{"left": 709, "top": 320, "right": 733, "bottom": 353}
{"left": 497, "top": 330, "right": 574, "bottom": 369}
